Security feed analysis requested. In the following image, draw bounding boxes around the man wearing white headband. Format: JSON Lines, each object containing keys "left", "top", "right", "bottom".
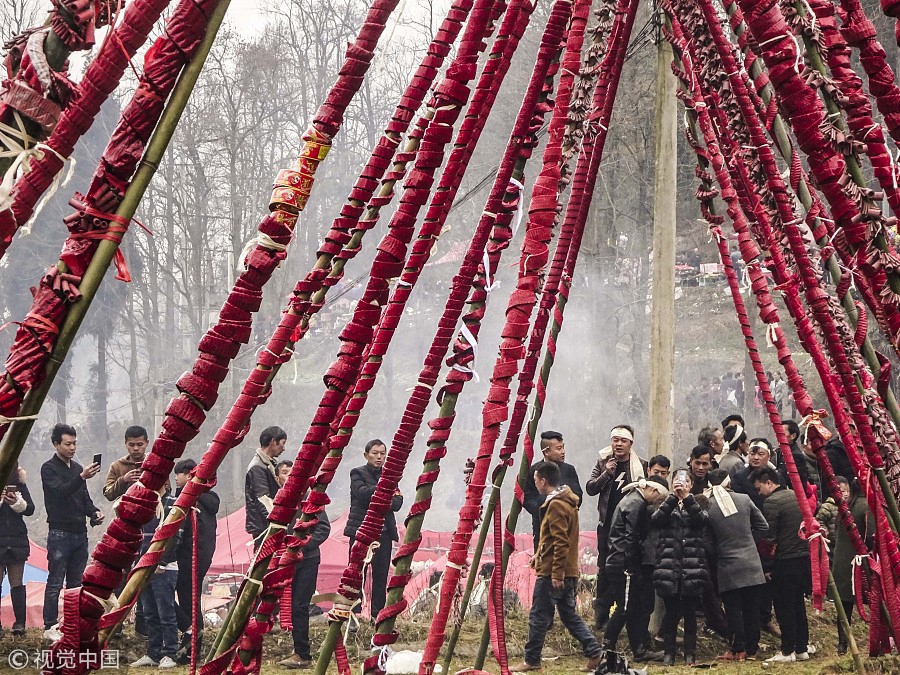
{"left": 522, "top": 431, "right": 583, "bottom": 550}
{"left": 717, "top": 424, "right": 749, "bottom": 478}
{"left": 586, "top": 424, "right": 647, "bottom": 632}
{"left": 705, "top": 469, "right": 768, "bottom": 662}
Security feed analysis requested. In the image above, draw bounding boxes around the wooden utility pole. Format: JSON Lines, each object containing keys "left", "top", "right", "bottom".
{"left": 647, "top": 19, "right": 678, "bottom": 461}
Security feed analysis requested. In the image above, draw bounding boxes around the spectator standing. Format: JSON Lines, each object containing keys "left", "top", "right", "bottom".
{"left": 510, "top": 462, "right": 602, "bottom": 673}
{"left": 278, "top": 510, "right": 332, "bottom": 669}
{"left": 601, "top": 476, "right": 667, "bottom": 662}
{"left": 647, "top": 455, "right": 670, "bottom": 481}
{"left": 652, "top": 471, "right": 709, "bottom": 666}
{"left": 586, "top": 425, "right": 647, "bottom": 631}
{"left": 717, "top": 424, "right": 749, "bottom": 478}
{"left": 344, "top": 439, "right": 402, "bottom": 619}
{"left": 245, "top": 426, "right": 287, "bottom": 549}
{"left": 130, "top": 486, "right": 183, "bottom": 669}
{"left": 276, "top": 460, "right": 293, "bottom": 487}
{"left": 40, "top": 424, "right": 103, "bottom": 640}
{"left": 104, "top": 425, "right": 150, "bottom": 501}
{"left": 705, "top": 469, "right": 768, "bottom": 661}
{"left": 172, "top": 459, "right": 219, "bottom": 664}
{"left": 732, "top": 438, "right": 777, "bottom": 509}
{"left": 686, "top": 445, "right": 713, "bottom": 495}
{"left": 832, "top": 478, "right": 872, "bottom": 655}
{"left": 753, "top": 467, "right": 812, "bottom": 662}
{"left": 0, "top": 463, "right": 35, "bottom": 636}
{"left": 697, "top": 426, "right": 724, "bottom": 460}
{"left": 522, "top": 431, "right": 583, "bottom": 549}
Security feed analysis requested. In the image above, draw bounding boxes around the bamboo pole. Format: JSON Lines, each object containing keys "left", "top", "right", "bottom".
{"left": 830, "top": 573, "right": 865, "bottom": 674}
{"left": 647, "top": 18, "right": 677, "bottom": 461}
{"left": 0, "top": 0, "right": 231, "bottom": 489}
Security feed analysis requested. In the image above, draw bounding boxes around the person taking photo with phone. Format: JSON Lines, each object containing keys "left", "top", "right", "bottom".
{"left": 104, "top": 425, "right": 151, "bottom": 501}
{"left": 0, "top": 462, "right": 35, "bottom": 637}
{"left": 40, "top": 423, "right": 103, "bottom": 641}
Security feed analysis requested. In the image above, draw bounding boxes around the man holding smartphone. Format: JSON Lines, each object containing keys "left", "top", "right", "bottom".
{"left": 104, "top": 425, "right": 150, "bottom": 501}
{"left": 40, "top": 424, "right": 103, "bottom": 641}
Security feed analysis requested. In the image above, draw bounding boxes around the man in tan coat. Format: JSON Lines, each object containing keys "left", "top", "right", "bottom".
{"left": 511, "top": 462, "right": 602, "bottom": 673}
{"left": 103, "top": 425, "right": 150, "bottom": 501}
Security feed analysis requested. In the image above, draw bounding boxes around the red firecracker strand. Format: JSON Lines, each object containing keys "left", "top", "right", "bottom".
{"left": 682, "top": 3, "right": 900, "bottom": 640}
{"left": 198, "top": 0, "right": 506, "bottom": 670}
{"left": 61, "top": 0, "right": 409, "bottom": 668}
{"left": 668, "top": 0, "right": 868, "bottom": 607}
{"left": 0, "top": 0, "right": 180, "bottom": 256}
{"left": 96, "top": 0, "right": 479, "bottom": 645}
{"left": 418, "top": 0, "right": 638, "bottom": 671}
{"left": 237, "top": 0, "right": 537, "bottom": 665}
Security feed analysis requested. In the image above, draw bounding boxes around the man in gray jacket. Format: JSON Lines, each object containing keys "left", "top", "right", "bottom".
{"left": 705, "top": 469, "right": 768, "bottom": 661}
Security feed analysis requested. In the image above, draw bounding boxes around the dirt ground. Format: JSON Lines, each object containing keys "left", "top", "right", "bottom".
{"left": 0, "top": 599, "right": 896, "bottom": 674}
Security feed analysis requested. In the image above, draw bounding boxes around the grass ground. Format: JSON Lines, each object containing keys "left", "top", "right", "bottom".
{"left": 1, "top": 599, "right": 897, "bottom": 673}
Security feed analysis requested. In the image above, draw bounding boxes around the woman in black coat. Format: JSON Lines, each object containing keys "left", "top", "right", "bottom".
{"left": 0, "top": 464, "right": 36, "bottom": 636}
{"left": 652, "top": 471, "right": 710, "bottom": 666}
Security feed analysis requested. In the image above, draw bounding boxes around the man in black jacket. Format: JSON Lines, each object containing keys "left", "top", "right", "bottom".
{"left": 279, "top": 510, "right": 332, "bottom": 669}
{"left": 522, "top": 431, "right": 583, "bottom": 549}
{"left": 40, "top": 424, "right": 103, "bottom": 639}
{"left": 343, "top": 439, "right": 402, "bottom": 620}
{"left": 753, "top": 467, "right": 811, "bottom": 662}
{"left": 245, "top": 426, "right": 287, "bottom": 549}
{"left": 601, "top": 476, "right": 667, "bottom": 662}
{"left": 172, "top": 459, "right": 220, "bottom": 664}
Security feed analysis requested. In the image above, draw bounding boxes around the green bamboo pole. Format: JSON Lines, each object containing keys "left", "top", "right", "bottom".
{"left": 830, "top": 573, "right": 865, "bottom": 674}
{"left": 0, "top": 0, "right": 232, "bottom": 489}
{"left": 723, "top": 0, "right": 900, "bottom": 533}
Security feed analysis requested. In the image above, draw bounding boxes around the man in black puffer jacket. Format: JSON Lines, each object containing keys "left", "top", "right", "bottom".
{"left": 344, "top": 439, "right": 402, "bottom": 619}
{"left": 602, "top": 476, "right": 668, "bottom": 662}
{"left": 651, "top": 473, "right": 710, "bottom": 665}
{"left": 245, "top": 426, "right": 287, "bottom": 548}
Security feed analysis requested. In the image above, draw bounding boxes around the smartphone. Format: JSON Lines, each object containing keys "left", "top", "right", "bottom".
{"left": 5, "top": 485, "right": 16, "bottom": 495}
{"left": 674, "top": 469, "right": 689, "bottom": 484}
{"left": 92, "top": 453, "right": 102, "bottom": 467}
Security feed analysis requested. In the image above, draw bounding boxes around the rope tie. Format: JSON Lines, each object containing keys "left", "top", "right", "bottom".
{"left": 21, "top": 141, "right": 76, "bottom": 235}
{"left": 371, "top": 639, "right": 390, "bottom": 671}
{"left": 237, "top": 231, "right": 290, "bottom": 269}
{"left": 0, "top": 412, "right": 39, "bottom": 424}
{"left": 0, "top": 114, "right": 39, "bottom": 211}
{"left": 766, "top": 322, "right": 780, "bottom": 347}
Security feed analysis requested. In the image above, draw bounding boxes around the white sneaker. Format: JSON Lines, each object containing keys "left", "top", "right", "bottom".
{"left": 807, "top": 644, "right": 817, "bottom": 655}
{"left": 796, "top": 652, "right": 810, "bottom": 661}
{"left": 765, "top": 653, "right": 795, "bottom": 663}
{"left": 158, "top": 656, "right": 177, "bottom": 669}
{"left": 43, "top": 626, "right": 62, "bottom": 641}
{"left": 130, "top": 655, "right": 159, "bottom": 667}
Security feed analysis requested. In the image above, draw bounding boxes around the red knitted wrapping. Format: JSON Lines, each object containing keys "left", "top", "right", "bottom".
{"left": 419, "top": 1, "right": 637, "bottom": 671}
{"left": 0, "top": 0, "right": 178, "bottom": 256}
{"left": 209, "top": 0, "right": 506, "bottom": 668}
{"left": 94, "top": 0, "right": 474, "bottom": 644}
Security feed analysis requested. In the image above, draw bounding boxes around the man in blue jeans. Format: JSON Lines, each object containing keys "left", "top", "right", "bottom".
{"left": 131, "top": 486, "right": 182, "bottom": 669}
{"left": 511, "top": 462, "right": 601, "bottom": 673}
{"left": 40, "top": 424, "right": 103, "bottom": 641}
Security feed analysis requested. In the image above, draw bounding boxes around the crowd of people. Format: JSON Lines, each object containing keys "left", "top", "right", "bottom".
{"left": 511, "top": 418, "right": 862, "bottom": 671}
{"left": 0, "top": 416, "right": 864, "bottom": 671}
